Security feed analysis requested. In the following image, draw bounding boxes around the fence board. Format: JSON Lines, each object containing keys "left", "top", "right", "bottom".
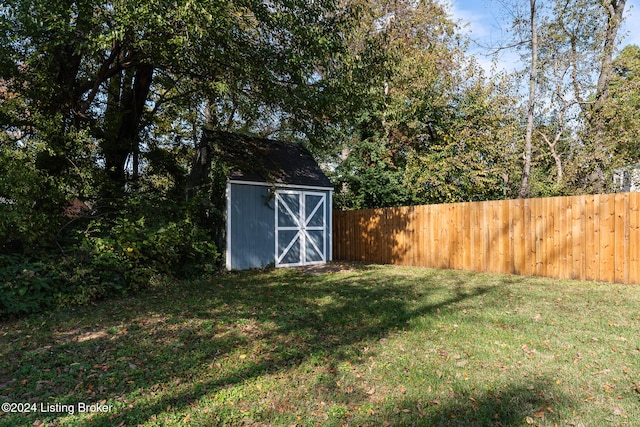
{"left": 547, "top": 197, "right": 557, "bottom": 278}
{"left": 543, "top": 198, "right": 552, "bottom": 278}
{"left": 332, "top": 193, "right": 640, "bottom": 284}
{"left": 457, "top": 203, "right": 464, "bottom": 269}
{"left": 397, "top": 207, "right": 406, "bottom": 265}
{"left": 468, "top": 203, "right": 479, "bottom": 272}
{"left": 496, "top": 201, "right": 505, "bottom": 274}
{"left": 563, "top": 197, "right": 573, "bottom": 280}
{"left": 391, "top": 207, "right": 398, "bottom": 263}
{"left": 415, "top": 207, "right": 422, "bottom": 267}
{"left": 462, "top": 203, "right": 472, "bottom": 271}
{"left": 423, "top": 206, "right": 436, "bottom": 267}
{"left": 593, "top": 194, "right": 602, "bottom": 282}
{"left": 574, "top": 196, "right": 586, "bottom": 280}
{"left": 556, "top": 197, "right": 563, "bottom": 276}
{"left": 624, "top": 195, "right": 631, "bottom": 284}
{"left": 428, "top": 206, "right": 437, "bottom": 268}
{"left": 450, "top": 204, "right": 459, "bottom": 270}
{"left": 629, "top": 193, "right": 640, "bottom": 283}
{"left": 597, "top": 194, "right": 612, "bottom": 283}
{"left": 408, "top": 206, "right": 416, "bottom": 266}
{"left": 403, "top": 207, "right": 411, "bottom": 266}
{"left": 531, "top": 198, "right": 541, "bottom": 277}
{"left": 600, "top": 195, "right": 615, "bottom": 283}
{"left": 440, "top": 204, "right": 450, "bottom": 269}
{"left": 379, "top": 209, "right": 386, "bottom": 263}
{"left": 585, "top": 195, "right": 597, "bottom": 281}
{"left": 516, "top": 199, "right": 526, "bottom": 275}
{"left": 500, "top": 200, "right": 510, "bottom": 275}
{"left": 614, "top": 194, "right": 627, "bottom": 283}
{"left": 358, "top": 210, "right": 366, "bottom": 262}
{"left": 521, "top": 199, "right": 531, "bottom": 276}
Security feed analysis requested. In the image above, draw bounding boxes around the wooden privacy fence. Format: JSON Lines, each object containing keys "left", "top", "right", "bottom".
{"left": 332, "top": 193, "right": 640, "bottom": 284}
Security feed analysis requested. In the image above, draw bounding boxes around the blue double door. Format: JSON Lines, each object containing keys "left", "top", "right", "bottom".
{"left": 275, "top": 190, "right": 327, "bottom": 267}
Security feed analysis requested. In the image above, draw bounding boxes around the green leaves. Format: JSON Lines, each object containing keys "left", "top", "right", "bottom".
{"left": 0, "top": 256, "right": 55, "bottom": 315}
{"left": 603, "top": 44, "right": 640, "bottom": 164}
{"left": 1, "top": 193, "right": 220, "bottom": 317}
{"left": 1, "top": 0, "right": 354, "bottom": 265}
{"left": 332, "top": 1, "right": 523, "bottom": 208}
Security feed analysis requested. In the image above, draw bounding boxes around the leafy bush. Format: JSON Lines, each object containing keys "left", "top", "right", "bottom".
{"left": 0, "top": 195, "right": 219, "bottom": 318}
{"left": 0, "top": 255, "right": 60, "bottom": 315}
{"left": 0, "top": 151, "right": 65, "bottom": 254}
{"left": 0, "top": 253, "right": 114, "bottom": 317}
{"left": 78, "top": 212, "right": 218, "bottom": 281}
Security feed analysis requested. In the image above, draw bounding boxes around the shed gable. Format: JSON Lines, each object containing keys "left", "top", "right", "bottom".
{"left": 204, "top": 129, "right": 332, "bottom": 188}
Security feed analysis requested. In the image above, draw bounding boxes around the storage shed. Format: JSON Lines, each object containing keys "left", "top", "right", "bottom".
{"left": 206, "top": 130, "right": 333, "bottom": 270}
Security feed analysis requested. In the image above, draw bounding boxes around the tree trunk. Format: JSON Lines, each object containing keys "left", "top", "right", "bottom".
{"left": 101, "top": 62, "right": 153, "bottom": 195}
{"left": 186, "top": 132, "right": 213, "bottom": 200}
{"left": 519, "top": 0, "right": 537, "bottom": 199}
{"left": 594, "top": 0, "right": 627, "bottom": 111}
{"left": 539, "top": 130, "right": 564, "bottom": 186}
{"left": 591, "top": 0, "right": 626, "bottom": 157}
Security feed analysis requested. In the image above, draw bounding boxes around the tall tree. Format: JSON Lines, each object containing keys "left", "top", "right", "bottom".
{"left": 497, "top": 0, "right": 629, "bottom": 195}
{"left": 551, "top": 0, "right": 627, "bottom": 191}
{"left": 334, "top": 0, "right": 522, "bottom": 207}
{"left": 0, "top": 0, "right": 351, "bottom": 199}
{"left": 0, "top": 0, "right": 355, "bottom": 254}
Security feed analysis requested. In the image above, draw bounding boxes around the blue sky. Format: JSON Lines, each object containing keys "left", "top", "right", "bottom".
{"left": 446, "top": 0, "right": 640, "bottom": 73}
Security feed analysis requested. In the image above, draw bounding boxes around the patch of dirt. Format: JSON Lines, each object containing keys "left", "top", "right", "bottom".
{"left": 295, "top": 262, "right": 361, "bottom": 275}
{"left": 55, "top": 328, "right": 109, "bottom": 343}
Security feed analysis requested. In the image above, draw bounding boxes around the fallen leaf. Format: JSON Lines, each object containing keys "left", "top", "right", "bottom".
{"left": 612, "top": 406, "right": 625, "bottom": 416}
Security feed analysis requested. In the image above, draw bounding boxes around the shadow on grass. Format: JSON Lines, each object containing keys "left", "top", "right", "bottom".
{"left": 361, "top": 380, "right": 569, "bottom": 427}
{"left": 2, "top": 266, "right": 502, "bottom": 426}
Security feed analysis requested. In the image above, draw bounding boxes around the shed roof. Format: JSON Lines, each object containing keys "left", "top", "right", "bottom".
{"left": 205, "top": 130, "right": 333, "bottom": 189}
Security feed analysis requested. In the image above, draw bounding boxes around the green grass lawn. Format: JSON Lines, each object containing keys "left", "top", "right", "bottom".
{"left": 1, "top": 264, "right": 639, "bottom": 426}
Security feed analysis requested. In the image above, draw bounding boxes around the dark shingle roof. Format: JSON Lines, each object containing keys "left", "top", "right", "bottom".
{"left": 204, "top": 130, "right": 333, "bottom": 189}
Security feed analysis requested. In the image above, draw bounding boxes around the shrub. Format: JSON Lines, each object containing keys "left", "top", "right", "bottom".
{"left": 0, "top": 195, "right": 219, "bottom": 317}
{"left": 0, "top": 254, "right": 61, "bottom": 316}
